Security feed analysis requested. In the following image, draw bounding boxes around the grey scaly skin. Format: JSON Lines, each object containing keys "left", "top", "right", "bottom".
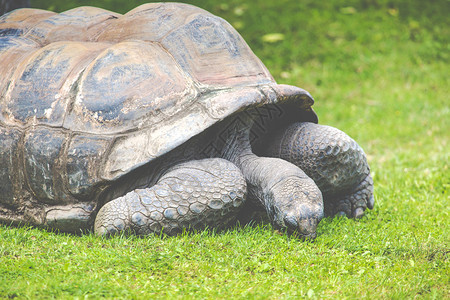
{"left": 222, "top": 116, "right": 324, "bottom": 237}
{"left": 94, "top": 111, "right": 374, "bottom": 237}
{"left": 94, "top": 114, "right": 373, "bottom": 238}
{"left": 95, "top": 158, "right": 247, "bottom": 236}
{"left": 95, "top": 114, "right": 325, "bottom": 238}
{"left": 263, "top": 122, "right": 374, "bottom": 218}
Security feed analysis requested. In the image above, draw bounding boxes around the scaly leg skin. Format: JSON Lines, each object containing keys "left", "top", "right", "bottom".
{"left": 264, "top": 122, "right": 374, "bottom": 218}
{"left": 237, "top": 154, "right": 324, "bottom": 238}
{"left": 94, "top": 158, "right": 246, "bottom": 236}
{"left": 221, "top": 116, "right": 324, "bottom": 238}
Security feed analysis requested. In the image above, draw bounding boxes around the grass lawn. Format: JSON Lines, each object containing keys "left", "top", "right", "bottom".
{"left": 1, "top": 0, "right": 449, "bottom": 298}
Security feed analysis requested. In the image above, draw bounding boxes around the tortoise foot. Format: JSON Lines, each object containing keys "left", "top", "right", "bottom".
{"left": 325, "top": 173, "right": 374, "bottom": 218}
{"left": 94, "top": 158, "right": 246, "bottom": 236}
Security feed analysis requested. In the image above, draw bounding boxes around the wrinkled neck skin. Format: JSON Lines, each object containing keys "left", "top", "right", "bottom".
{"left": 210, "top": 114, "right": 270, "bottom": 202}
{"left": 203, "top": 112, "right": 324, "bottom": 237}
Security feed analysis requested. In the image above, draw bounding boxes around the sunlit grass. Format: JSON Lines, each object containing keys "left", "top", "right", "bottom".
{"left": 1, "top": 0, "right": 448, "bottom": 298}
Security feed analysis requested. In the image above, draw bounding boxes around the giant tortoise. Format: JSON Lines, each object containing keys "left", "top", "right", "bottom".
{"left": 0, "top": 3, "right": 374, "bottom": 238}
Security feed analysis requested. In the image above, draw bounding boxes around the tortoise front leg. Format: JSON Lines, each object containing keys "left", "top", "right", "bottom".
{"left": 264, "top": 122, "right": 374, "bottom": 218}
{"left": 94, "top": 158, "right": 246, "bottom": 236}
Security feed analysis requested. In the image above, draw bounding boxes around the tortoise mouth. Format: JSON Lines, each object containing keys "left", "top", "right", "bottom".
{"left": 288, "top": 231, "right": 317, "bottom": 240}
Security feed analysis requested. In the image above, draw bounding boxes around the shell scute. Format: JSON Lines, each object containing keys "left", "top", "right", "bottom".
{"left": 23, "top": 7, "right": 120, "bottom": 45}
{"left": 0, "top": 126, "right": 22, "bottom": 206}
{"left": 24, "top": 128, "right": 67, "bottom": 204}
{"left": 97, "top": 2, "right": 202, "bottom": 43}
{"left": 0, "top": 36, "right": 38, "bottom": 99}
{"left": 66, "top": 135, "right": 112, "bottom": 200}
{"left": 0, "top": 10, "right": 48, "bottom": 98}
{"left": 198, "top": 87, "right": 265, "bottom": 120}
{"left": 0, "top": 8, "right": 56, "bottom": 32}
{"left": 161, "top": 13, "right": 273, "bottom": 87}
{"left": 64, "top": 40, "right": 197, "bottom": 134}
{"left": 3, "top": 41, "right": 110, "bottom": 127}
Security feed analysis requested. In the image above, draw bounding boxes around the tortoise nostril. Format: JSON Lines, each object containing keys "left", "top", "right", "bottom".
{"left": 298, "top": 218, "right": 316, "bottom": 234}
{"left": 284, "top": 215, "right": 298, "bottom": 229}
{"left": 284, "top": 214, "right": 319, "bottom": 237}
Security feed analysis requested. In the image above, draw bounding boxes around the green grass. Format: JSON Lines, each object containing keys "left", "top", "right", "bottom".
{"left": 1, "top": 0, "right": 449, "bottom": 298}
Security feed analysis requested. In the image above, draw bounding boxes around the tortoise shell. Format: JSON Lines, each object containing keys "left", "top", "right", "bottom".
{"left": 0, "top": 3, "right": 315, "bottom": 209}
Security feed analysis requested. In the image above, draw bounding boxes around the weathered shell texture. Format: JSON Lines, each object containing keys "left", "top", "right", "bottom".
{"left": 0, "top": 3, "right": 315, "bottom": 213}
